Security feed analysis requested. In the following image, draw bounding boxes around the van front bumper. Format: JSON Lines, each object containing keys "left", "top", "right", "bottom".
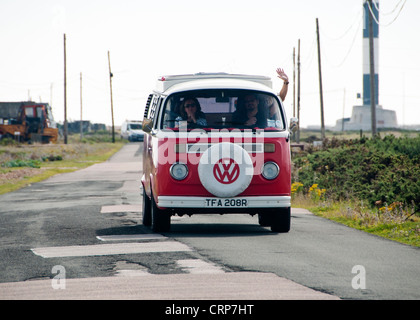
{"left": 157, "top": 195, "right": 291, "bottom": 209}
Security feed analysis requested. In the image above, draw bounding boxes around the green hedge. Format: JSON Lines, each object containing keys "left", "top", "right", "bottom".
{"left": 293, "top": 135, "right": 420, "bottom": 209}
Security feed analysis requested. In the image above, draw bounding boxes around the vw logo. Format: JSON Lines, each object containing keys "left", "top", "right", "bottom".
{"left": 213, "top": 158, "right": 240, "bottom": 184}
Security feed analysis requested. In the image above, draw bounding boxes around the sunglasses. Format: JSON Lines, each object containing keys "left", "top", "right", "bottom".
{"left": 184, "top": 104, "right": 196, "bottom": 108}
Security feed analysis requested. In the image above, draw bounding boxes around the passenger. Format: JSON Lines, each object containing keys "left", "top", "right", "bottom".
{"left": 276, "top": 67, "right": 289, "bottom": 101}
{"left": 266, "top": 96, "right": 278, "bottom": 120}
{"left": 175, "top": 97, "right": 207, "bottom": 128}
{"left": 232, "top": 94, "right": 267, "bottom": 128}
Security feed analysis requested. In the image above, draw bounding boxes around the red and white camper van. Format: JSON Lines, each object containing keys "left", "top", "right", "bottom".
{"left": 141, "top": 73, "right": 297, "bottom": 232}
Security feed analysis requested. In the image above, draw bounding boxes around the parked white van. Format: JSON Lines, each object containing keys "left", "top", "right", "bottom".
{"left": 121, "top": 120, "right": 144, "bottom": 142}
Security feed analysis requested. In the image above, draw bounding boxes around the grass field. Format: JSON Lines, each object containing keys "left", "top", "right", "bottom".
{"left": 0, "top": 133, "right": 125, "bottom": 194}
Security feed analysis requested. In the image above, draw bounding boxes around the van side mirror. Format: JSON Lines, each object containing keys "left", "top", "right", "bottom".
{"left": 289, "top": 117, "right": 298, "bottom": 133}
{"left": 142, "top": 119, "right": 153, "bottom": 134}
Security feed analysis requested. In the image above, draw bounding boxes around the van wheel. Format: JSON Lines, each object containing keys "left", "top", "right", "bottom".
{"left": 151, "top": 194, "right": 171, "bottom": 232}
{"left": 270, "top": 207, "right": 291, "bottom": 233}
{"left": 142, "top": 188, "right": 151, "bottom": 226}
{"left": 258, "top": 213, "right": 271, "bottom": 227}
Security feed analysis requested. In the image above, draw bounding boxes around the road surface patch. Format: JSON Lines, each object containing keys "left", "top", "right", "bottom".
{"left": 96, "top": 234, "right": 167, "bottom": 241}
{"left": 176, "top": 259, "right": 226, "bottom": 274}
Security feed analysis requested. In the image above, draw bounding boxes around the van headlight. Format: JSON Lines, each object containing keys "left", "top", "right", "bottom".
{"left": 170, "top": 163, "right": 188, "bottom": 180}
{"left": 261, "top": 162, "right": 279, "bottom": 180}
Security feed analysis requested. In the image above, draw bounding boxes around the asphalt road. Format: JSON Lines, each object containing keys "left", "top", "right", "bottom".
{"left": 0, "top": 143, "right": 419, "bottom": 300}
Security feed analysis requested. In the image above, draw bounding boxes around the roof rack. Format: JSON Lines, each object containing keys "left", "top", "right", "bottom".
{"left": 156, "top": 72, "right": 272, "bottom": 92}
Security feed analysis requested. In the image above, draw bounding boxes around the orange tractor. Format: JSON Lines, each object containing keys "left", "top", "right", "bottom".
{"left": 0, "top": 102, "right": 58, "bottom": 143}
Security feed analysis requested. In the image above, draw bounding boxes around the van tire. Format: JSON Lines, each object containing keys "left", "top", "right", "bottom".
{"left": 142, "top": 188, "right": 151, "bottom": 226}
{"left": 258, "top": 213, "right": 271, "bottom": 227}
{"left": 270, "top": 207, "right": 291, "bottom": 233}
{"left": 151, "top": 194, "right": 171, "bottom": 232}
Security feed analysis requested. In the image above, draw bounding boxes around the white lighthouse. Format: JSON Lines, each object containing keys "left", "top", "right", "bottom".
{"left": 363, "top": 0, "right": 379, "bottom": 106}
{"left": 333, "top": 0, "right": 398, "bottom": 131}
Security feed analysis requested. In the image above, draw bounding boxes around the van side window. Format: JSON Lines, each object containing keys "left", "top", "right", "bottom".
{"left": 144, "top": 94, "right": 153, "bottom": 120}
{"left": 148, "top": 96, "right": 159, "bottom": 120}
{"left": 143, "top": 94, "right": 161, "bottom": 130}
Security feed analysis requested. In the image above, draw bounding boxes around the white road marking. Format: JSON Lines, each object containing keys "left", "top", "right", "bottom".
{"left": 100, "top": 205, "right": 141, "bottom": 213}
{"left": 114, "top": 261, "right": 150, "bottom": 277}
{"left": 177, "top": 259, "right": 226, "bottom": 274}
{"left": 96, "top": 234, "right": 167, "bottom": 241}
{"left": 0, "top": 272, "right": 340, "bottom": 300}
{"left": 31, "top": 241, "right": 191, "bottom": 258}
{"left": 115, "top": 269, "right": 150, "bottom": 277}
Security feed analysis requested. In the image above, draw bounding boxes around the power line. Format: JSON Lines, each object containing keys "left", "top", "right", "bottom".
{"left": 366, "top": 0, "right": 407, "bottom": 26}
{"left": 320, "top": 16, "right": 363, "bottom": 69}
{"left": 0, "top": 73, "right": 80, "bottom": 89}
{"left": 331, "top": 17, "right": 361, "bottom": 68}
{"left": 316, "top": 7, "right": 363, "bottom": 69}
{"left": 320, "top": 8, "right": 363, "bottom": 41}
{"left": 372, "top": 0, "right": 404, "bottom": 16}
{"left": 300, "top": 33, "right": 317, "bottom": 72}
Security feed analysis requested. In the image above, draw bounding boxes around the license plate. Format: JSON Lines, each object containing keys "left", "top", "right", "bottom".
{"left": 205, "top": 198, "right": 248, "bottom": 208}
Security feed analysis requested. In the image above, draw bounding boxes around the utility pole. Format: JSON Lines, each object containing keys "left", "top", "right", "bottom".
{"left": 108, "top": 51, "right": 115, "bottom": 143}
{"left": 342, "top": 88, "right": 346, "bottom": 132}
{"left": 80, "top": 72, "right": 83, "bottom": 141}
{"left": 316, "top": 18, "right": 325, "bottom": 140}
{"left": 63, "top": 33, "right": 68, "bottom": 144}
{"left": 368, "top": 0, "right": 377, "bottom": 136}
{"left": 293, "top": 47, "right": 296, "bottom": 118}
{"left": 297, "top": 39, "right": 301, "bottom": 143}
{"left": 50, "top": 83, "right": 53, "bottom": 107}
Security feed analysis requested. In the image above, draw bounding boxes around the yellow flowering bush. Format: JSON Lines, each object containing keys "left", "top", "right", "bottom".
{"left": 308, "top": 184, "right": 326, "bottom": 202}
{"left": 378, "top": 202, "right": 402, "bottom": 214}
{"left": 291, "top": 182, "right": 304, "bottom": 195}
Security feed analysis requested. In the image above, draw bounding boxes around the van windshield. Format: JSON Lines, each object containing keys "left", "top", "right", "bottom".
{"left": 128, "top": 124, "right": 142, "bottom": 130}
{"left": 161, "top": 89, "right": 285, "bottom": 131}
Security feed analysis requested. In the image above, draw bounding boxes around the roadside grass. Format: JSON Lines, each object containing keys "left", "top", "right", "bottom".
{"left": 292, "top": 190, "right": 420, "bottom": 247}
{"left": 0, "top": 139, "right": 125, "bottom": 195}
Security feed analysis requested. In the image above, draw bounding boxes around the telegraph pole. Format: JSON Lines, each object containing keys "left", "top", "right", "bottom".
{"left": 316, "top": 18, "right": 325, "bottom": 140}
{"left": 108, "top": 51, "right": 115, "bottom": 143}
{"left": 293, "top": 47, "right": 296, "bottom": 118}
{"left": 368, "top": 0, "right": 377, "bottom": 136}
{"left": 63, "top": 33, "right": 68, "bottom": 144}
{"left": 297, "top": 39, "right": 301, "bottom": 143}
{"left": 80, "top": 72, "right": 83, "bottom": 140}
{"left": 342, "top": 88, "right": 346, "bottom": 132}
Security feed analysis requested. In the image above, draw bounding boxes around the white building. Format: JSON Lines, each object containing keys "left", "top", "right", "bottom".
{"left": 334, "top": 105, "right": 397, "bottom": 131}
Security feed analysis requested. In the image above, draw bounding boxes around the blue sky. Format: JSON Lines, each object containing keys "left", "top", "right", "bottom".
{"left": 0, "top": 0, "right": 418, "bottom": 128}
